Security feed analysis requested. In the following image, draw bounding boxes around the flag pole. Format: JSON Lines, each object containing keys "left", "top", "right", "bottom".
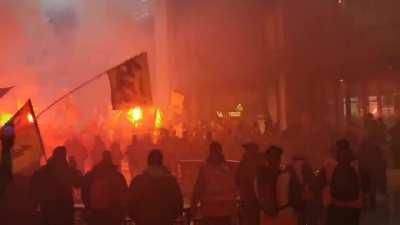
{"left": 37, "top": 52, "right": 145, "bottom": 119}
{"left": 29, "top": 100, "right": 48, "bottom": 160}
{"left": 37, "top": 72, "right": 106, "bottom": 119}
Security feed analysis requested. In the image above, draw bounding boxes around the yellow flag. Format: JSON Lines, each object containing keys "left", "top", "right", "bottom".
{"left": 0, "top": 100, "right": 45, "bottom": 176}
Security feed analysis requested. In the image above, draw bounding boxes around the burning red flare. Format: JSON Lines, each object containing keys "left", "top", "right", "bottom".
{"left": 127, "top": 107, "right": 143, "bottom": 127}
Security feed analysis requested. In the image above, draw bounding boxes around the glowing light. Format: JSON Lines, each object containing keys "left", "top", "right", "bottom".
{"left": 236, "top": 104, "right": 244, "bottom": 112}
{"left": 216, "top": 111, "right": 224, "bottom": 118}
{"left": 257, "top": 119, "right": 266, "bottom": 134}
{"left": 127, "top": 107, "right": 144, "bottom": 127}
{"left": 229, "top": 111, "right": 241, "bottom": 118}
{"left": 174, "top": 123, "right": 184, "bottom": 138}
{"left": 27, "top": 113, "right": 34, "bottom": 123}
{"left": 154, "top": 108, "right": 164, "bottom": 129}
{"left": 0, "top": 113, "right": 13, "bottom": 126}
{"left": 152, "top": 129, "right": 160, "bottom": 144}
{"left": 371, "top": 108, "right": 378, "bottom": 115}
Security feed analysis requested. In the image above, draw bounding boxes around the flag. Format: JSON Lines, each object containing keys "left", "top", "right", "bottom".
{"left": 107, "top": 53, "right": 152, "bottom": 110}
{"left": 0, "top": 86, "right": 14, "bottom": 99}
{"left": 0, "top": 100, "right": 45, "bottom": 176}
{"left": 170, "top": 91, "right": 185, "bottom": 114}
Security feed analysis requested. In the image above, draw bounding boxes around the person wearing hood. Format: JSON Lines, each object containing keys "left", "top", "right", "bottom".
{"left": 191, "top": 141, "right": 238, "bottom": 225}
{"left": 30, "top": 146, "right": 82, "bottom": 225}
{"left": 82, "top": 151, "right": 128, "bottom": 225}
{"left": 91, "top": 135, "right": 107, "bottom": 167}
{"left": 128, "top": 149, "right": 183, "bottom": 225}
{"left": 110, "top": 141, "right": 123, "bottom": 171}
{"left": 317, "top": 140, "right": 370, "bottom": 225}
{"left": 255, "top": 146, "right": 299, "bottom": 225}
{"left": 65, "top": 135, "right": 88, "bottom": 173}
{"left": 236, "top": 143, "right": 263, "bottom": 225}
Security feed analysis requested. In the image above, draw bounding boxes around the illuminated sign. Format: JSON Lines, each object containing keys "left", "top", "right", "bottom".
{"left": 228, "top": 111, "right": 241, "bottom": 118}
{"left": 236, "top": 104, "right": 244, "bottom": 112}
{"left": 216, "top": 111, "right": 224, "bottom": 118}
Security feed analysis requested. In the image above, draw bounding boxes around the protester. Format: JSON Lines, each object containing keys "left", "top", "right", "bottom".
{"left": 236, "top": 142, "right": 263, "bottom": 225}
{"left": 65, "top": 136, "right": 88, "bottom": 173}
{"left": 1, "top": 117, "right": 392, "bottom": 225}
{"left": 0, "top": 124, "right": 35, "bottom": 225}
{"left": 365, "top": 113, "right": 378, "bottom": 136}
{"left": 0, "top": 125, "right": 38, "bottom": 225}
{"left": 110, "top": 141, "right": 123, "bottom": 170}
{"left": 0, "top": 124, "right": 14, "bottom": 196}
{"left": 317, "top": 139, "right": 370, "bottom": 225}
{"left": 389, "top": 120, "right": 400, "bottom": 168}
{"left": 0, "top": 174, "right": 36, "bottom": 225}
{"left": 159, "top": 130, "right": 179, "bottom": 175}
{"left": 359, "top": 138, "right": 387, "bottom": 209}
{"left": 91, "top": 135, "right": 107, "bottom": 167}
{"left": 375, "top": 118, "right": 387, "bottom": 146}
{"left": 82, "top": 151, "right": 128, "bottom": 225}
{"left": 290, "top": 156, "right": 319, "bottom": 225}
{"left": 255, "top": 146, "right": 300, "bottom": 225}
{"left": 126, "top": 135, "right": 140, "bottom": 177}
{"left": 191, "top": 142, "right": 238, "bottom": 225}
{"left": 128, "top": 149, "right": 183, "bottom": 225}
{"left": 68, "top": 156, "right": 78, "bottom": 171}
{"left": 30, "top": 146, "right": 82, "bottom": 225}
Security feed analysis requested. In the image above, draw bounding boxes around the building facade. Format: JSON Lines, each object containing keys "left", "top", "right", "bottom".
{"left": 154, "top": 0, "right": 400, "bottom": 130}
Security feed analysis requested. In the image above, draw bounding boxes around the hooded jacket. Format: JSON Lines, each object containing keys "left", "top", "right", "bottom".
{"left": 128, "top": 165, "right": 183, "bottom": 225}
{"left": 82, "top": 161, "right": 127, "bottom": 219}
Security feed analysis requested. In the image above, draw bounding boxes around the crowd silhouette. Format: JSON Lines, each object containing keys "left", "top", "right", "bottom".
{"left": 1, "top": 115, "right": 399, "bottom": 225}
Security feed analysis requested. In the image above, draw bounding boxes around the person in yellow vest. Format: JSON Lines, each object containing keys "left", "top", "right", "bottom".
{"left": 255, "top": 146, "right": 299, "bottom": 225}
{"left": 191, "top": 141, "right": 238, "bottom": 225}
{"left": 317, "top": 139, "right": 370, "bottom": 225}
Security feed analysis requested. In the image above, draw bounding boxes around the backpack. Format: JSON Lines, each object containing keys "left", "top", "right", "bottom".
{"left": 257, "top": 167, "right": 303, "bottom": 216}
{"left": 288, "top": 168, "right": 305, "bottom": 211}
{"left": 257, "top": 169, "right": 279, "bottom": 216}
{"left": 90, "top": 175, "right": 112, "bottom": 210}
{"left": 200, "top": 164, "right": 238, "bottom": 217}
{"left": 290, "top": 160, "right": 315, "bottom": 202}
{"left": 330, "top": 162, "right": 361, "bottom": 202}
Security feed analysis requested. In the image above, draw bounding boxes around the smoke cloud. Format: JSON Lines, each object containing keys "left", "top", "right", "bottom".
{"left": 0, "top": 0, "right": 154, "bottom": 124}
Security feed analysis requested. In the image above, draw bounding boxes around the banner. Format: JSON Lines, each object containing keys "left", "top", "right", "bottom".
{"left": 0, "top": 100, "right": 45, "bottom": 176}
{"left": 0, "top": 86, "right": 14, "bottom": 99}
{"left": 107, "top": 53, "right": 152, "bottom": 110}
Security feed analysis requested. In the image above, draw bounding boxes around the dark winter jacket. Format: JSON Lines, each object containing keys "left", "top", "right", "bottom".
{"left": 128, "top": 166, "right": 183, "bottom": 225}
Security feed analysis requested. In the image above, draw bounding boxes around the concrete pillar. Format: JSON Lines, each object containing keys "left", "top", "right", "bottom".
{"left": 153, "top": 0, "right": 171, "bottom": 111}
{"left": 278, "top": 73, "right": 287, "bottom": 130}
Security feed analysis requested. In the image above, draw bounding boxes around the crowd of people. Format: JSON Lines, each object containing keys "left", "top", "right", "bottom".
{"left": 0, "top": 113, "right": 398, "bottom": 225}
